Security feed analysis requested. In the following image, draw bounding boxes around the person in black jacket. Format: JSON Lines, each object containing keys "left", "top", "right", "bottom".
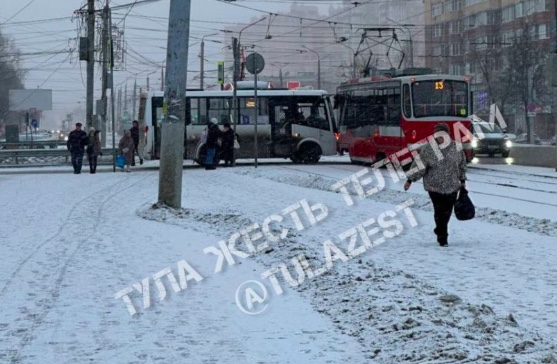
{"left": 66, "top": 122, "right": 89, "bottom": 174}
{"left": 219, "top": 123, "right": 238, "bottom": 167}
{"left": 130, "top": 120, "right": 143, "bottom": 166}
{"left": 204, "top": 118, "right": 220, "bottom": 170}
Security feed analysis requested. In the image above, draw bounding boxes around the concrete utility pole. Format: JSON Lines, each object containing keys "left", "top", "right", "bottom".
{"left": 86, "top": 0, "right": 95, "bottom": 128}
{"left": 554, "top": 0, "right": 557, "bottom": 171}
{"left": 158, "top": 0, "right": 191, "bottom": 209}
{"left": 101, "top": 4, "right": 109, "bottom": 133}
{"left": 200, "top": 33, "right": 219, "bottom": 90}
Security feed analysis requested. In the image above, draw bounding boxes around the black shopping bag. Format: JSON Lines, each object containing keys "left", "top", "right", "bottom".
{"left": 454, "top": 187, "right": 475, "bottom": 221}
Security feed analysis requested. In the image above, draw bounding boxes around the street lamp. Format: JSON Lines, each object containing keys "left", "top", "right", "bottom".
{"left": 302, "top": 45, "right": 321, "bottom": 89}
{"left": 337, "top": 40, "right": 357, "bottom": 78}
{"left": 270, "top": 62, "right": 289, "bottom": 88}
{"left": 231, "top": 17, "right": 266, "bottom": 167}
{"left": 386, "top": 18, "right": 414, "bottom": 68}
{"left": 200, "top": 33, "right": 220, "bottom": 90}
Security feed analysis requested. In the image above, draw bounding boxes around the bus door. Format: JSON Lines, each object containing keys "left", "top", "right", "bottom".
{"left": 297, "top": 98, "right": 336, "bottom": 156}
{"left": 269, "top": 98, "right": 294, "bottom": 157}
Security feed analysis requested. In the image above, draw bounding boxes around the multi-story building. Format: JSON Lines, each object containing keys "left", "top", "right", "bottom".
{"left": 424, "top": 0, "right": 555, "bottom": 134}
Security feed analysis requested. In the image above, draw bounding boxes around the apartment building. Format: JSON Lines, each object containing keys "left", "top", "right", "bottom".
{"left": 424, "top": 0, "right": 554, "bottom": 113}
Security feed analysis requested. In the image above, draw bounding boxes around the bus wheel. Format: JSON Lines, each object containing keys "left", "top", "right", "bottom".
{"left": 295, "top": 143, "right": 321, "bottom": 164}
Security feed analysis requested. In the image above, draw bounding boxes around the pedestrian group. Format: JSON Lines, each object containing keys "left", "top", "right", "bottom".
{"left": 203, "top": 118, "right": 239, "bottom": 170}
{"left": 67, "top": 120, "right": 144, "bottom": 174}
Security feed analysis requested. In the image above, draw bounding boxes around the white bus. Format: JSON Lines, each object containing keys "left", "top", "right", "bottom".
{"left": 143, "top": 82, "right": 337, "bottom": 164}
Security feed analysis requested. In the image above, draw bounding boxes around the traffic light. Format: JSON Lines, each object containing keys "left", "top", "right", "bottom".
{"left": 217, "top": 61, "right": 224, "bottom": 85}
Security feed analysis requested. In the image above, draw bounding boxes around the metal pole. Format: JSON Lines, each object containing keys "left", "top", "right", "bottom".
{"left": 158, "top": 0, "right": 190, "bottom": 209}
{"left": 132, "top": 79, "right": 137, "bottom": 120}
{"left": 200, "top": 38, "right": 204, "bottom": 90}
{"left": 254, "top": 69, "right": 258, "bottom": 168}
{"left": 232, "top": 37, "right": 239, "bottom": 167}
{"left": 232, "top": 18, "right": 265, "bottom": 167}
{"left": 303, "top": 46, "right": 321, "bottom": 89}
{"left": 317, "top": 56, "right": 321, "bottom": 89}
{"left": 86, "top": 0, "right": 95, "bottom": 129}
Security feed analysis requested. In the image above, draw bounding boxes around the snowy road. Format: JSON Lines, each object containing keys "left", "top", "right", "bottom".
{"left": 1, "top": 161, "right": 556, "bottom": 363}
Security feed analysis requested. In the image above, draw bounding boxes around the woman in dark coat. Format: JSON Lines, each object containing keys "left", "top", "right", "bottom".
{"left": 87, "top": 130, "right": 102, "bottom": 174}
{"left": 219, "top": 123, "right": 238, "bottom": 167}
{"left": 118, "top": 130, "right": 135, "bottom": 172}
{"left": 204, "top": 118, "right": 220, "bottom": 170}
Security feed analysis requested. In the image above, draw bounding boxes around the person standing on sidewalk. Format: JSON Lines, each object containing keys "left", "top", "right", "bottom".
{"left": 118, "top": 130, "right": 135, "bottom": 172}
{"left": 404, "top": 123, "right": 467, "bottom": 247}
{"left": 204, "top": 118, "right": 220, "bottom": 170}
{"left": 130, "top": 120, "right": 143, "bottom": 166}
{"left": 219, "top": 123, "right": 238, "bottom": 167}
{"left": 86, "top": 130, "right": 102, "bottom": 174}
{"left": 66, "top": 122, "right": 89, "bottom": 174}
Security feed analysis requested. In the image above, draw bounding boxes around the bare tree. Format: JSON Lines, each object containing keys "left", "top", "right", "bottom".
{"left": 504, "top": 22, "right": 549, "bottom": 142}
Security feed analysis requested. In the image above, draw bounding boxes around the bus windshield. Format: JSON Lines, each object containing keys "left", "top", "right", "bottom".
{"left": 412, "top": 80, "right": 468, "bottom": 118}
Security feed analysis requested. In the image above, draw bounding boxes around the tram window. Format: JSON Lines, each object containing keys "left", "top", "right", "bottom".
{"left": 385, "top": 92, "right": 402, "bottom": 125}
{"left": 403, "top": 84, "right": 412, "bottom": 117}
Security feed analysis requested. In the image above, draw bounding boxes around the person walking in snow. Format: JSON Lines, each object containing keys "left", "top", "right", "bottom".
{"left": 66, "top": 122, "right": 89, "bottom": 174}
{"left": 118, "top": 130, "right": 135, "bottom": 172}
{"left": 404, "top": 123, "right": 467, "bottom": 247}
{"left": 86, "top": 129, "right": 102, "bottom": 174}
{"left": 130, "top": 120, "right": 143, "bottom": 166}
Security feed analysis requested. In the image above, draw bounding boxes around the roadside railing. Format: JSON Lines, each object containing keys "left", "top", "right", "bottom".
{"left": 0, "top": 148, "right": 117, "bottom": 165}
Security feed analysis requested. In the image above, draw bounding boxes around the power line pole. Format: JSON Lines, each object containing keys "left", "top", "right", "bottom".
{"left": 86, "top": 0, "right": 95, "bottom": 128}
{"left": 158, "top": 0, "right": 191, "bottom": 209}
{"left": 101, "top": 3, "right": 109, "bottom": 133}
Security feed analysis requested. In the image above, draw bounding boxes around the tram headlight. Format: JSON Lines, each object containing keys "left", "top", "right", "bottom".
{"left": 505, "top": 140, "right": 512, "bottom": 148}
{"left": 471, "top": 138, "right": 478, "bottom": 148}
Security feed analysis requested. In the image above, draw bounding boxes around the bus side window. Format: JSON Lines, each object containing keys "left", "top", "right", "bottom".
{"left": 403, "top": 84, "right": 411, "bottom": 118}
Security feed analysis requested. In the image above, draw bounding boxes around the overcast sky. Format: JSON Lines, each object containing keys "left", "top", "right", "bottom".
{"left": 1, "top": 0, "right": 322, "bottom": 128}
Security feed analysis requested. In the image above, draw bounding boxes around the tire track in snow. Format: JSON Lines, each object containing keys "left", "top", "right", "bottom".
{"left": 1, "top": 173, "right": 156, "bottom": 363}
{"left": 0, "top": 178, "right": 128, "bottom": 299}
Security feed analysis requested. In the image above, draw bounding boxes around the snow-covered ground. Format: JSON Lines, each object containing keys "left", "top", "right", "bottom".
{"left": 1, "top": 160, "right": 556, "bottom": 363}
